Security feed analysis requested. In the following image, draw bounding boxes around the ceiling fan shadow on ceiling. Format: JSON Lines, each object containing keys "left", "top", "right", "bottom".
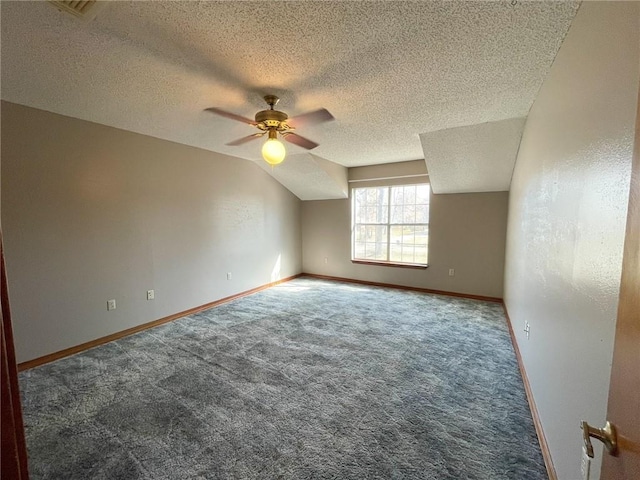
{"left": 206, "top": 95, "right": 334, "bottom": 166}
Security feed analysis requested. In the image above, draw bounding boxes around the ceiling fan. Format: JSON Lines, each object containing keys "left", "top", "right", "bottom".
{"left": 206, "top": 95, "right": 334, "bottom": 165}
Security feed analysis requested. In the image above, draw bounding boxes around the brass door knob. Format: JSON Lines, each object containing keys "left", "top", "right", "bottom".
{"left": 580, "top": 420, "right": 618, "bottom": 458}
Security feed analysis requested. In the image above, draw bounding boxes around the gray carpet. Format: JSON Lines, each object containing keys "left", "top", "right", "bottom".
{"left": 19, "top": 277, "right": 547, "bottom": 479}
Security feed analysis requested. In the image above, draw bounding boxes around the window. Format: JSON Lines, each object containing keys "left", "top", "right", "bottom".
{"left": 352, "top": 184, "right": 430, "bottom": 266}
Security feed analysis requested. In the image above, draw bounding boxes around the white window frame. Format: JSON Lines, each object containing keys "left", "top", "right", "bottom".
{"left": 351, "top": 183, "right": 430, "bottom": 267}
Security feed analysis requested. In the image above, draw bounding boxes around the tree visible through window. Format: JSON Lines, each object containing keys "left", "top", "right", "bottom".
{"left": 352, "top": 184, "right": 430, "bottom": 265}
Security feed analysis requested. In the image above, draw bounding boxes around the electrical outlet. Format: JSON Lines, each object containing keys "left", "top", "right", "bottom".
{"left": 581, "top": 446, "right": 591, "bottom": 480}
{"left": 524, "top": 321, "right": 531, "bottom": 340}
{"left": 324, "top": 257, "right": 328, "bottom": 264}
{"left": 107, "top": 299, "right": 116, "bottom": 311}
{"left": 448, "top": 268, "right": 455, "bottom": 276}
{"left": 227, "top": 272, "right": 232, "bottom": 280}
{"left": 147, "top": 290, "right": 154, "bottom": 300}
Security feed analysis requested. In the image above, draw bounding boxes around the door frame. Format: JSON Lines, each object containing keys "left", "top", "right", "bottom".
{"left": 1, "top": 232, "right": 30, "bottom": 479}
{"left": 600, "top": 81, "right": 640, "bottom": 479}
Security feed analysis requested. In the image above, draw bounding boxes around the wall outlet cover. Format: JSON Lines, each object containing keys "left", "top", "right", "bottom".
{"left": 581, "top": 446, "right": 591, "bottom": 480}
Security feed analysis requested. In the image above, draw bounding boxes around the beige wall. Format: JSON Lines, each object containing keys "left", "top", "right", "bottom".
{"left": 348, "top": 160, "right": 428, "bottom": 183}
{"left": 302, "top": 188, "right": 508, "bottom": 299}
{"left": 504, "top": 3, "right": 639, "bottom": 480}
{"left": 1, "top": 102, "right": 302, "bottom": 363}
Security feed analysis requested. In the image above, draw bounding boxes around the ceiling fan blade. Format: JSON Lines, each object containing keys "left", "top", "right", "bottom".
{"left": 287, "top": 108, "right": 334, "bottom": 128}
{"left": 282, "top": 132, "right": 319, "bottom": 150}
{"left": 226, "top": 132, "right": 264, "bottom": 146}
{"left": 205, "top": 107, "right": 256, "bottom": 125}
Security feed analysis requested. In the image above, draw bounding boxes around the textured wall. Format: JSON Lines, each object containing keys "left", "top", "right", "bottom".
{"left": 1, "top": 102, "right": 302, "bottom": 363}
{"left": 302, "top": 190, "right": 508, "bottom": 299}
{"left": 503, "top": 3, "right": 640, "bottom": 479}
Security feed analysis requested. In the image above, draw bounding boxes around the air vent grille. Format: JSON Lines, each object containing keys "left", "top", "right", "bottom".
{"left": 48, "top": 1, "right": 99, "bottom": 19}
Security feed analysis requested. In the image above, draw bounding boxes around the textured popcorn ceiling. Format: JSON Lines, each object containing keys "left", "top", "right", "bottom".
{"left": 0, "top": 1, "right": 580, "bottom": 197}
{"left": 421, "top": 118, "right": 527, "bottom": 194}
{"left": 257, "top": 153, "right": 349, "bottom": 201}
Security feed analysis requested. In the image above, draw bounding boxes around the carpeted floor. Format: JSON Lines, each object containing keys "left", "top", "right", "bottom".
{"left": 19, "top": 277, "right": 547, "bottom": 479}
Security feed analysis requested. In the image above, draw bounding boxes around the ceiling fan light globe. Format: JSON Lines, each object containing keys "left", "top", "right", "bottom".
{"left": 262, "top": 138, "right": 286, "bottom": 165}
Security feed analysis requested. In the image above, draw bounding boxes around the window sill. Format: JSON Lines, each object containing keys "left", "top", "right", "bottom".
{"left": 351, "top": 260, "right": 428, "bottom": 270}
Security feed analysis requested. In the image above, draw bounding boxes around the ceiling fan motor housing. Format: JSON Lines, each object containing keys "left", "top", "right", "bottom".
{"left": 255, "top": 109, "right": 290, "bottom": 131}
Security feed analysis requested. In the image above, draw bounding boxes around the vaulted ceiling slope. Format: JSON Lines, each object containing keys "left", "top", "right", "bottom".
{"left": 0, "top": 1, "right": 579, "bottom": 197}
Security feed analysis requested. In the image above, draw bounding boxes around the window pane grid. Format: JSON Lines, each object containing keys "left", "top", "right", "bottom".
{"left": 352, "top": 184, "right": 429, "bottom": 265}
{"left": 388, "top": 223, "right": 428, "bottom": 226}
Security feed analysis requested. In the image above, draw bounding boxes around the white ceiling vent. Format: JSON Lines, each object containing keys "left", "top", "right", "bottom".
{"left": 48, "top": 1, "right": 104, "bottom": 21}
